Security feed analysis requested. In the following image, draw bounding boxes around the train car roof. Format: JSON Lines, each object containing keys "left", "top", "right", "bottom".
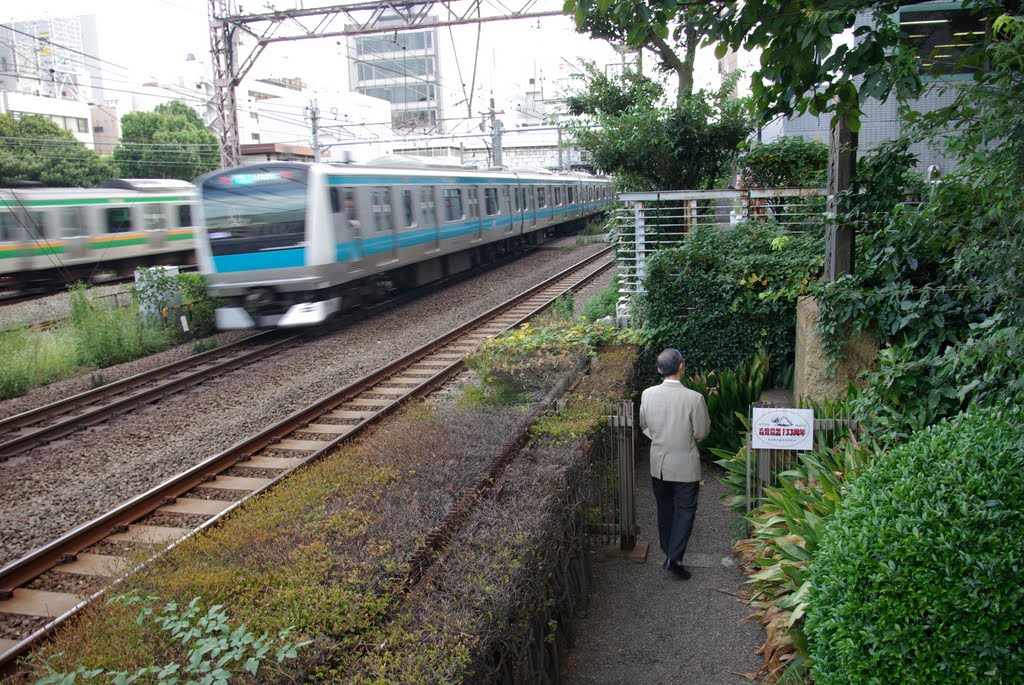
{"left": 194, "top": 161, "right": 612, "bottom": 189}
{"left": 98, "top": 179, "right": 195, "bottom": 191}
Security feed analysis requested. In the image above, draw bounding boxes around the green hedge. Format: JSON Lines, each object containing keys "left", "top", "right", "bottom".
{"left": 805, "top": 408, "right": 1024, "bottom": 684}
{"left": 637, "top": 221, "right": 821, "bottom": 381}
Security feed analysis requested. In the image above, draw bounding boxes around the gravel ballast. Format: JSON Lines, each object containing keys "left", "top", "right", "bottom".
{"left": 0, "top": 240, "right": 610, "bottom": 566}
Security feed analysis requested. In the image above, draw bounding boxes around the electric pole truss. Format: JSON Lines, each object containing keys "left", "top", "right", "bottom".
{"left": 208, "top": 0, "right": 565, "bottom": 168}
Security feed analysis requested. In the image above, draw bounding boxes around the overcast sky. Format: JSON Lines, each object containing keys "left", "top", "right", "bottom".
{"left": 8, "top": 0, "right": 724, "bottom": 124}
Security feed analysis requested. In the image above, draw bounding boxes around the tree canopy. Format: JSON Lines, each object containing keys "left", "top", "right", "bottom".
{"left": 113, "top": 101, "right": 220, "bottom": 181}
{"left": 565, "top": 62, "right": 750, "bottom": 190}
{"left": 0, "top": 114, "right": 117, "bottom": 187}
{"left": 563, "top": 0, "right": 995, "bottom": 126}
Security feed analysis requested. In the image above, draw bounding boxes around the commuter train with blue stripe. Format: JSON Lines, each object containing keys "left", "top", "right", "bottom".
{"left": 194, "top": 159, "right": 614, "bottom": 329}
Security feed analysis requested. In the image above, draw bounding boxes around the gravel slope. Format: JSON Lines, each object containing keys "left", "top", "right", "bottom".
{"left": 0, "top": 241, "right": 609, "bottom": 566}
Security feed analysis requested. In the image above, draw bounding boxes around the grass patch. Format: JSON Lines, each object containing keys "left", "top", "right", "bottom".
{"left": 0, "top": 326, "right": 79, "bottom": 399}
{"left": 579, "top": 278, "right": 619, "bottom": 322}
{"left": 0, "top": 283, "right": 224, "bottom": 401}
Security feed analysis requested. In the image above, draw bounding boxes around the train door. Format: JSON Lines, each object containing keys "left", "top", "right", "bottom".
{"left": 370, "top": 185, "right": 398, "bottom": 265}
{"left": 329, "top": 186, "right": 364, "bottom": 271}
{"left": 397, "top": 186, "right": 415, "bottom": 257}
{"left": 513, "top": 185, "right": 524, "bottom": 233}
{"left": 467, "top": 186, "right": 482, "bottom": 240}
{"left": 527, "top": 187, "right": 537, "bottom": 228}
{"left": 55, "top": 206, "right": 90, "bottom": 261}
{"left": 500, "top": 187, "right": 513, "bottom": 235}
{"left": 136, "top": 202, "right": 169, "bottom": 251}
{"left": 419, "top": 186, "right": 440, "bottom": 252}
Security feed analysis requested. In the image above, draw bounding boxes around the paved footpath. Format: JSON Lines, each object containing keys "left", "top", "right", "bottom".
{"left": 565, "top": 459, "right": 765, "bottom": 684}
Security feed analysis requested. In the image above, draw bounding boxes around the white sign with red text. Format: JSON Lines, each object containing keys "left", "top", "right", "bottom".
{"left": 751, "top": 408, "right": 814, "bottom": 451}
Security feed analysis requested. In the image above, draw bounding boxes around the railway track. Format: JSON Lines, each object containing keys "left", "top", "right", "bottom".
{"left": 0, "top": 247, "right": 614, "bottom": 675}
{"left": 0, "top": 330, "right": 297, "bottom": 461}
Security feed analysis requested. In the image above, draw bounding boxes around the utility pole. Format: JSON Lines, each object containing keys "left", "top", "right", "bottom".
{"left": 492, "top": 118, "right": 503, "bottom": 168}
{"left": 307, "top": 99, "right": 321, "bottom": 162}
{"left": 824, "top": 116, "right": 857, "bottom": 280}
{"left": 557, "top": 125, "right": 563, "bottom": 171}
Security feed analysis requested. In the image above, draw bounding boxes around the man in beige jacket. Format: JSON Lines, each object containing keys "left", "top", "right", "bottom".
{"left": 639, "top": 348, "right": 711, "bottom": 580}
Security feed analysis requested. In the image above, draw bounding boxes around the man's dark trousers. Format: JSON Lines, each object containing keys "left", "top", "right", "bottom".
{"left": 651, "top": 477, "right": 700, "bottom": 567}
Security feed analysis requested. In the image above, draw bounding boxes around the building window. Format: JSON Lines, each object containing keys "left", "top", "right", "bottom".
{"left": 898, "top": 4, "right": 986, "bottom": 77}
{"left": 94, "top": 125, "right": 104, "bottom": 133}
{"left": 251, "top": 133, "right": 260, "bottom": 141}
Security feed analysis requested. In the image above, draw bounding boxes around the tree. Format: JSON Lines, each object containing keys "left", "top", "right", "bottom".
{"left": 564, "top": 0, "right": 717, "bottom": 101}
{"left": 0, "top": 114, "right": 117, "bottom": 187}
{"left": 565, "top": 63, "right": 750, "bottom": 191}
{"left": 114, "top": 101, "right": 220, "bottom": 181}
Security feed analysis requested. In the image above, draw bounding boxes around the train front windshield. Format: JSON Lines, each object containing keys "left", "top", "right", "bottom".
{"left": 201, "top": 167, "right": 309, "bottom": 256}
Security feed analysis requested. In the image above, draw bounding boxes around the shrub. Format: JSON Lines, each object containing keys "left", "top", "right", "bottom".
{"left": 637, "top": 221, "right": 822, "bottom": 381}
{"left": 683, "top": 350, "right": 768, "bottom": 455}
{"left": 70, "top": 286, "right": 173, "bottom": 368}
{"left": 805, "top": 408, "right": 1024, "bottom": 685}
{"left": 740, "top": 136, "right": 828, "bottom": 188}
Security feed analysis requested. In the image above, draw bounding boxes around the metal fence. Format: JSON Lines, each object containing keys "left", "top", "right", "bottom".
{"left": 744, "top": 405, "right": 859, "bottom": 512}
{"left": 609, "top": 187, "right": 826, "bottom": 323}
{"left": 584, "top": 400, "right": 640, "bottom": 553}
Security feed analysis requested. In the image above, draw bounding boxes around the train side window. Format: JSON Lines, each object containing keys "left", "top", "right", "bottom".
{"left": 177, "top": 205, "right": 193, "bottom": 227}
{"left": 401, "top": 188, "right": 414, "bottom": 227}
{"left": 57, "top": 207, "right": 86, "bottom": 238}
{"left": 105, "top": 207, "right": 131, "bottom": 233}
{"left": 513, "top": 187, "right": 521, "bottom": 211}
{"left": 443, "top": 188, "right": 462, "bottom": 222}
{"left": 419, "top": 187, "right": 437, "bottom": 226}
{"left": 371, "top": 187, "right": 393, "bottom": 232}
{"left": 329, "top": 187, "right": 340, "bottom": 213}
{"left": 467, "top": 187, "right": 479, "bottom": 218}
{"left": 0, "top": 211, "right": 22, "bottom": 242}
{"left": 484, "top": 188, "right": 499, "bottom": 216}
{"left": 554, "top": 187, "right": 561, "bottom": 205}
{"left": 537, "top": 186, "right": 546, "bottom": 208}
{"left": 142, "top": 204, "right": 167, "bottom": 230}
{"left": 568, "top": 187, "right": 574, "bottom": 204}
{"left": 500, "top": 187, "right": 510, "bottom": 213}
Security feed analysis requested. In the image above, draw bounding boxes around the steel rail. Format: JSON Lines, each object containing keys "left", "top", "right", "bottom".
{"left": 0, "top": 331, "right": 296, "bottom": 460}
{"left": 0, "top": 246, "right": 613, "bottom": 675}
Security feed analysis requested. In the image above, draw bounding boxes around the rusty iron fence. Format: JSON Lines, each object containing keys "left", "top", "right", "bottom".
{"left": 609, "top": 187, "right": 826, "bottom": 324}
{"left": 584, "top": 400, "right": 640, "bottom": 552}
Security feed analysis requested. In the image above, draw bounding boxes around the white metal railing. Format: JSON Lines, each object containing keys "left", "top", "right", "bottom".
{"left": 610, "top": 187, "right": 826, "bottom": 325}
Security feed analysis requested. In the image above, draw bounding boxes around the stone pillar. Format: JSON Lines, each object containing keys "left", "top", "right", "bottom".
{"left": 794, "top": 296, "right": 878, "bottom": 403}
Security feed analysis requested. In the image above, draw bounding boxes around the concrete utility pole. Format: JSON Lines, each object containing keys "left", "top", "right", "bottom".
{"left": 307, "top": 99, "right": 321, "bottom": 162}
{"left": 824, "top": 117, "right": 858, "bottom": 280}
{"left": 207, "top": 0, "right": 564, "bottom": 168}
{"left": 492, "top": 118, "right": 503, "bottom": 167}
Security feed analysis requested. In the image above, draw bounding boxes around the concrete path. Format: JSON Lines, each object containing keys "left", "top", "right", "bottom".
{"left": 565, "top": 460, "right": 765, "bottom": 684}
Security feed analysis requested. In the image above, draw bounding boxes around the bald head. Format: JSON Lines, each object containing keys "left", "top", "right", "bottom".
{"left": 656, "top": 348, "right": 684, "bottom": 378}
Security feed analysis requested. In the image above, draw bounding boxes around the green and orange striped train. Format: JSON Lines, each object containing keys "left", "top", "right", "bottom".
{"left": 0, "top": 179, "right": 196, "bottom": 293}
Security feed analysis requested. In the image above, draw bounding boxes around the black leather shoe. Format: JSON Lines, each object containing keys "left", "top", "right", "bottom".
{"left": 669, "top": 563, "right": 691, "bottom": 580}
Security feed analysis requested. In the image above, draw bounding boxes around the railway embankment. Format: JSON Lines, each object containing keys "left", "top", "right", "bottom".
{"left": 23, "top": 339, "right": 638, "bottom": 683}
